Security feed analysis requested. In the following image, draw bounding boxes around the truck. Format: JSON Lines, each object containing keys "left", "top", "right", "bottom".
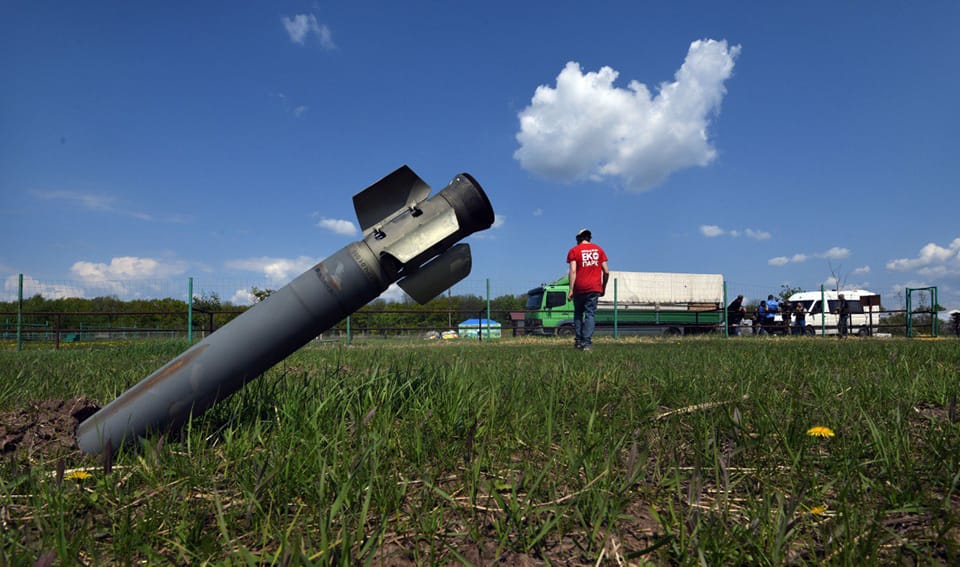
{"left": 787, "top": 289, "right": 881, "bottom": 336}
{"left": 524, "top": 271, "right": 725, "bottom": 336}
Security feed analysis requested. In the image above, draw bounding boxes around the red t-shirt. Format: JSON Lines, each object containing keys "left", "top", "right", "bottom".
{"left": 566, "top": 243, "right": 608, "bottom": 294}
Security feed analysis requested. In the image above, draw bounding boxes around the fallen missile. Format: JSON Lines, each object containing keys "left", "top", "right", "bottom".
{"left": 77, "top": 165, "right": 494, "bottom": 454}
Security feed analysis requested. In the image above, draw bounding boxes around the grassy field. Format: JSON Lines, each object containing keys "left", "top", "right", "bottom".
{"left": 1, "top": 336, "right": 959, "bottom": 565}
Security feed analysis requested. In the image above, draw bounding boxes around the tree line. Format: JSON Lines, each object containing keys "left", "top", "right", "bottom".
{"left": 0, "top": 290, "right": 528, "bottom": 334}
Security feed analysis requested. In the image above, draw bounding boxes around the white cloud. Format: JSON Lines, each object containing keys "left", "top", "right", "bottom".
{"left": 852, "top": 266, "right": 871, "bottom": 275}
{"left": 768, "top": 257, "right": 789, "bottom": 266}
{"left": 514, "top": 39, "right": 740, "bottom": 192}
{"left": 745, "top": 228, "right": 771, "bottom": 241}
{"left": 316, "top": 217, "right": 357, "bottom": 236}
{"left": 918, "top": 266, "right": 949, "bottom": 276}
{"left": 771, "top": 246, "right": 850, "bottom": 266}
{"left": 231, "top": 288, "right": 255, "bottom": 306}
{"left": 282, "top": 14, "right": 335, "bottom": 49}
{"left": 31, "top": 189, "right": 191, "bottom": 223}
{"left": 700, "top": 224, "right": 770, "bottom": 240}
{"left": 886, "top": 238, "right": 960, "bottom": 272}
{"left": 32, "top": 190, "right": 115, "bottom": 211}
{"left": 68, "top": 256, "right": 189, "bottom": 298}
{"left": 700, "top": 225, "right": 725, "bottom": 238}
{"left": 817, "top": 247, "right": 850, "bottom": 260}
{"left": 471, "top": 214, "right": 505, "bottom": 240}
{"left": 71, "top": 256, "right": 187, "bottom": 280}
{"left": 226, "top": 256, "right": 318, "bottom": 284}
{"left": 532, "top": 208, "right": 543, "bottom": 216}
{"left": 2, "top": 274, "right": 85, "bottom": 300}
{"left": 378, "top": 283, "right": 409, "bottom": 303}
{"left": 31, "top": 190, "right": 158, "bottom": 221}
{"left": 272, "top": 92, "right": 311, "bottom": 119}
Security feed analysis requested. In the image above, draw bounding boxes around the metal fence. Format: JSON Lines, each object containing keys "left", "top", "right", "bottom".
{"left": 0, "top": 307, "right": 527, "bottom": 349}
{"left": 2, "top": 274, "right": 953, "bottom": 350}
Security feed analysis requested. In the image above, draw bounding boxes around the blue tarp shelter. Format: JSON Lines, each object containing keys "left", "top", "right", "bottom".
{"left": 457, "top": 318, "right": 502, "bottom": 339}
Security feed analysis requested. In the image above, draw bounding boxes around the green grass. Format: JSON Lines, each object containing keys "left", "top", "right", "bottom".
{"left": 1, "top": 336, "right": 960, "bottom": 564}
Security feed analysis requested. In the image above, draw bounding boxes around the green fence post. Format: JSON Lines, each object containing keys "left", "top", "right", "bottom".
{"left": 906, "top": 287, "right": 913, "bottom": 338}
{"left": 188, "top": 277, "right": 194, "bottom": 344}
{"left": 820, "top": 284, "right": 826, "bottom": 338}
{"left": 613, "top": 277, "right": 619, "bottom": 340}
{"left": 486, "top": 278, "right": 491, "bottom": 340}
{"left": 346, "top": 315, "right": 351, "bottom": 345}
{"left": 723, "top": 280, "right": 728, "bottom": 338}
{"left": 934, "top": 287, "right": 939, "bottom": 337}
{"left": 16, "top": 273, "right": 23, "bottom": 352}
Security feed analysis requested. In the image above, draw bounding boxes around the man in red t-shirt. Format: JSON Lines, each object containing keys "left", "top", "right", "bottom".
{"left": 566, "top": 229, "right": 609, "bottom": 351}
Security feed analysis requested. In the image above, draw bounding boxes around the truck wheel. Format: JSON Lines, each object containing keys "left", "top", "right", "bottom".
{"left": 857, "top": 327, "right": 870, "bottom": 337}
{"left": 805, "top": 325, "right": 815, "bottom": 336}
{"left": 557, "top": 325, "right": 574, "bottom": 337}
{"left": 664, "top": 327, "right": 682, "bottom": 337}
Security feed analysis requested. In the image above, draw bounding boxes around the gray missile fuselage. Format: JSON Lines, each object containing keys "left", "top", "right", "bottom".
{"left": 76, "top": 168, "right": 494, "bottom": 454}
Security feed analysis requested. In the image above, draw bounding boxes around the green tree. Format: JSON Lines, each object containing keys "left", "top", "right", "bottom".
{"left": 250, "top": 287, "right": 275, "bottom": 303}
{"left": 192, "top": 291, "right": 221, "bottom": 312}
{"left": 778, "top": 285, "right": 804, "bottom": 303}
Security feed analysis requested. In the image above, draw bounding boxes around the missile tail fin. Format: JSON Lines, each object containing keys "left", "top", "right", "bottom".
{"left": 353, "top": 165, "right": 432, "bottom": 234}
{"left": 397, "top": 244, "right": 472, "bottom": 304}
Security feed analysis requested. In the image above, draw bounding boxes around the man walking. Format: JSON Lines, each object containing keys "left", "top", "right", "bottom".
{"left": 836, "top": 293, "right": 850, "bottom": 338}
{"left": 566, "top": 229, "right": 609, "bottom": 351}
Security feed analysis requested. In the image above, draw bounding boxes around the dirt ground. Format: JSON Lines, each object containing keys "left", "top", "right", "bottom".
{"left": 0, "top": 397, "right": 100, "bottom": 460}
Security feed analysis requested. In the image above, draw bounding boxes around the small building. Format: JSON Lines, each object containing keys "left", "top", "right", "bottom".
{"left": 457, "top": 318, "right": 502, "bottom": 339}
{"left": 508, "top": 311, "right": 527, "bottom": 336}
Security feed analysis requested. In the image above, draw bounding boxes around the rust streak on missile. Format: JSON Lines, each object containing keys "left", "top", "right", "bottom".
{"left": 86, "top": 344, "right": 209, "bottom": 422}
{"left": 314, "top": 263, "right": 341, "bottom": 292}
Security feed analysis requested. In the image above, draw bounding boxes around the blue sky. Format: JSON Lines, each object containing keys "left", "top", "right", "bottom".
{"left": 2, "top": 1, "right": 959, "bottom": 313}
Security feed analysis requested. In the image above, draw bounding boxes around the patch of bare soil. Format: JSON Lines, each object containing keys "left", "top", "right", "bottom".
{"left": 0, "top": 397, "right": 100, "bottom": 460}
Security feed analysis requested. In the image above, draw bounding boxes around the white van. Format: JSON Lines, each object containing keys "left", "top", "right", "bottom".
{"left": 788, "top": 289, "right": 881, "bottom": 336}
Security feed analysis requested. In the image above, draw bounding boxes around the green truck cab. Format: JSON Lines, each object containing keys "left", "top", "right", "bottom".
{"left": 524, "top": 271, "right": 724, "bottom": 336}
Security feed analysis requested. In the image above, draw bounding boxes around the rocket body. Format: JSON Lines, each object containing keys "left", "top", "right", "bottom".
{"left": 77, "top": 168, "right": 493, "bottom": 454}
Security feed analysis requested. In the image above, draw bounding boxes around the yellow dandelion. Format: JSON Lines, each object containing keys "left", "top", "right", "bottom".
{"left": 809, "top": 505, "right": 827, "bottom": 516}
{"left": 64, "top": 470, "right": 92, "bottom": 481}
{"left": 806, "top": 426, "right": 835, "bottom": 438}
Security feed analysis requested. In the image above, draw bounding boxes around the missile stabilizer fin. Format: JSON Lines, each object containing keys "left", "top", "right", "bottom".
{"left": 353, "top": 165, "right": 432, "bottom": 235}
{"left": 397, "top": 243, "right": 472, "bottom": 304}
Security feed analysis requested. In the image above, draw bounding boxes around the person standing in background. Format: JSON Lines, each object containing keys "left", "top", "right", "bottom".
{"left": 764, "top": 295, "right": 779, "bottom": 333}
{"left": 755, "top": 300, "right": 768, "bottom": 335}
{"left": 836, "top": 293, "right": 850, "bottom": 338}
{"left": 566, "top": 229, "right": 609, "bottom": 352}
{"left": 793, "top": 302, "right": 807, "bottom": 335}
{"left": 727, "top": 294, "right": 746, "bottom": 336}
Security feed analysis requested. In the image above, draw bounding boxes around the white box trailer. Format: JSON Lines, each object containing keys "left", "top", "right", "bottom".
{"left": 788, "top": 289, "right": 881, "bottom": 336}
{"left": 524, "top": 271, "right": 724, "bottom": 336}
{"left": 601, "top": 271, "right": 724, "bottom": 308}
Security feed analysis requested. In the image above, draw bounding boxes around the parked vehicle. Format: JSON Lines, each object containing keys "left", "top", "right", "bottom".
{"left": 524, "top": 271, "right": 724, "bottom": 336}
{"left": 788, "top": 289, "right": 881, "bottom": 336}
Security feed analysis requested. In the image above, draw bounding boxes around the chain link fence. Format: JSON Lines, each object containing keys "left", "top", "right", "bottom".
{"left": 2, "top": 275, "right": 953, "bottom": 349}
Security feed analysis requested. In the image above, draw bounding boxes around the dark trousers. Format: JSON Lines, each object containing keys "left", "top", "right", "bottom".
{"left": 572, "top": 292, "right": 600, "bottom": 347}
